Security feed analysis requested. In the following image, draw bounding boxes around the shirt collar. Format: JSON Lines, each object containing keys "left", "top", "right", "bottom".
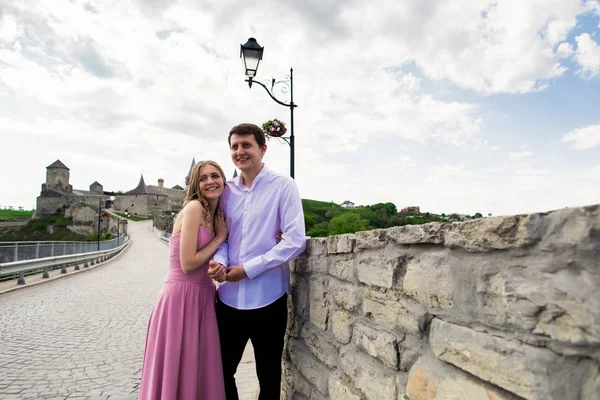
{"left": 234, "top": 164, "right": 270, "bottom": 190}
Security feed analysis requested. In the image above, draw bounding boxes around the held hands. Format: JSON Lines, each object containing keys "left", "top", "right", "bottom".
{"left": 208, "top": 261, "right": 247, "bottom": 283}
{"left": 225, "top": 265, "right": 247, "bottom": 282}
{"left": 208, "top": 260, "right": 226, "bottom": 282}
{"left": 208, "top": 227, "right": 279, "bottom": 284}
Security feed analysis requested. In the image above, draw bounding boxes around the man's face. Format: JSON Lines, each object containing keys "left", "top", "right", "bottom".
{"left": 230, "top": 133, "right": 266, "bottom": 173}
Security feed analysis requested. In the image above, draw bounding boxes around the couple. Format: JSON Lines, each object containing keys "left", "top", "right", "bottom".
{"left": 138, "top": 123, "right": 307, "bottom": 400}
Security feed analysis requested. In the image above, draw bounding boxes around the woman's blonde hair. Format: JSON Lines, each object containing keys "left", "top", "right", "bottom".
{"left": 183, "top": 160, "right": 227, "bottom": 225}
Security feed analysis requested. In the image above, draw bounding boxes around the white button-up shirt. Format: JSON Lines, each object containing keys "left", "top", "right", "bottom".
{"left": 213, "top": 165, "right": 306, "bottom": 310}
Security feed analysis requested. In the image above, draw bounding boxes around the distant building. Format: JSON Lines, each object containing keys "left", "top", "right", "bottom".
{"left": 401, "top": 206, "right": 420, "bottom": 213}
{"left": 113, "top": 175, "right": 168, "bottom": 217}
{"left": 35, "top": 160, "right": 109, "bottom": 217}
{"left": 341, "top": 200, "right": 356, "bottom": 208}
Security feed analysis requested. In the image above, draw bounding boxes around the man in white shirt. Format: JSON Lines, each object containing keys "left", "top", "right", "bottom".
{"left": 208, "top": 123, "right": 306, "bottom": 400}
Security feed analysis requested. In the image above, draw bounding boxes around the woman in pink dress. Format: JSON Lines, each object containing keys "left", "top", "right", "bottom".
{"left": 138, "top": 160, "right": 227, "bottom": 400}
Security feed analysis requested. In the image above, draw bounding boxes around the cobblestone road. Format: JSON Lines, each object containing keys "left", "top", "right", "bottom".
{"left": 0, "top": 221, "right": 259, "bottom": 400}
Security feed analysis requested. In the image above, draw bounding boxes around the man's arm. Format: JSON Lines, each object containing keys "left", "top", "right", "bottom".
{"left": 241, "top": 179, "right": 306, "bottom": 280}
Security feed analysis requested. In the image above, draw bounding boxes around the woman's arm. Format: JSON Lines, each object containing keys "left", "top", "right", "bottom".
{"left": 179, "top": 202, "right": 225, "bottom": 274}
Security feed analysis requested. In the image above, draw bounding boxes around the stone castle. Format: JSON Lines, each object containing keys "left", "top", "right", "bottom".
{"left": 35, "top": 158, "right": 199, "bottom": 218}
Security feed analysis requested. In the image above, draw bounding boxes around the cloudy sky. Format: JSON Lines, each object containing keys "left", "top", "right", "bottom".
{"left": 1, "top": 0, "right": 599, "bottom": 217}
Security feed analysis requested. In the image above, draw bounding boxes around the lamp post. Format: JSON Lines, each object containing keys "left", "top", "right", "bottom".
{"left": 240, "top": 37, "right": 298, "bottom": 179}
{"left": 97, "top": 199, "right": 102, "bottom": 251}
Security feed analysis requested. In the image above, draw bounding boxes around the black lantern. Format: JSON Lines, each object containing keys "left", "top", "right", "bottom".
{"left": 240, "top": 37, "right": 264, "bottom": 78}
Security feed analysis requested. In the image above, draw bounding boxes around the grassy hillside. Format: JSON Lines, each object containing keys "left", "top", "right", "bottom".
{"left": 0, "top": 209, "right": 34, "bottom": 220}
{"left": 302, "top": 200, "right": 479, "bottom": 237}
{"left": 0, "top": 212, "right": 87, "bottom": 242}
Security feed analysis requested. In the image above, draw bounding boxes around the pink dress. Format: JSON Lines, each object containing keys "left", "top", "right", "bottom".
{"left": 138, "top": 226, "right": 225, "bottom": 400}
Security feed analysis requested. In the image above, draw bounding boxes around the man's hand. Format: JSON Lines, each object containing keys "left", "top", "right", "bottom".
{"left": 225, "top": 265, "right": 247, "bottom": 282}
{"left": 208, "top": 261, "right": 226, "bottom": 282}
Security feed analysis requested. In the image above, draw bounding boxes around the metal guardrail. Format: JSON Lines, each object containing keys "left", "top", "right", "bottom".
{"left": 0, "top": 235, "right": 127, "bottom": 264}
{"left": 0, "top": 236, "right": 131, "bottom": 285}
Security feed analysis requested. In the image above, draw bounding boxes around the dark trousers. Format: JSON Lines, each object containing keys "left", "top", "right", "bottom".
{"left": 216, "top": 294, "right": 288, "bottom": 400}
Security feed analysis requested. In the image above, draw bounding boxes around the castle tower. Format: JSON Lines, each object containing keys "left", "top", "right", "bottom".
{"left": 90, "top": 181, "right": 103, "bottom": 194}
{"left": 44, "top": 159, "right": 72, "bottom": 193}
{"left": 158, "top": 178, "right": 164, "bottom": 188}
{"left": 185, "top": 157, "right": 196, "bottom": 187}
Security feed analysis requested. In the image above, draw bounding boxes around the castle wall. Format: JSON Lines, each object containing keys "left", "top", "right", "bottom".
{"left": 148, "top": 185, "right": 186, "bottom": 211}
{"left": 284, "top": 205, "right": 600, "bottom": 400}
{"left": 36, "top": 193, "right": 68, "bottom": 216}
{"left": 113, "top": 194, "right": 168, "bottom": 216}
{"left": 67, "top": 204, "right": 125, "bottom": 237}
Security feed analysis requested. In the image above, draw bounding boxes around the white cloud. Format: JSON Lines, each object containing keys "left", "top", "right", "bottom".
{"left": 509, "top": 151, "right": 534, "bottom": 160}
{"left": 0, "top": 0, "right": 599, "bottom": 218}
{"left": 574, "top": 33, "right": 600, "bottom": 78}
{"left": 556, "top": 42, "right": 574, "bottom": 59}
{"left": 562, "top": 124, "right": 600, "bottom": 149}
{"left": 340, "top": 0, "right": 585, "bottom": 94}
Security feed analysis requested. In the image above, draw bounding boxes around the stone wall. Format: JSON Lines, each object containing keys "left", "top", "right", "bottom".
{"left": 148, "top": 185, "right": 186, "bottom": 211}
{"left": 284, "top": 205, "right": 600, "bottom": 400}
{"left": 113, "top": 194, "right": 168, "bottom": 216}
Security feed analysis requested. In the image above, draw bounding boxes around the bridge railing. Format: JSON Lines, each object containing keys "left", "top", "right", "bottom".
{"left": 0, "top": 235, "right": 128, "bottom": 264}
{"left": 0, "top": 236, "right": 131, "bottom": 285}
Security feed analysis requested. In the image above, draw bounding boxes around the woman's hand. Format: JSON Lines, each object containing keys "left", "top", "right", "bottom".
{"left": 214, "top": 208, "right": 228, "bottom": 244}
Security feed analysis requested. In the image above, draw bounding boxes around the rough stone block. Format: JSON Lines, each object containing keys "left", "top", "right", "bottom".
{"left": 306, "top": 237, "right": 328, "bottom": 256}
{"left": 288, "top": 339, "right": 331, "bottom": 395}
{"left": 357, "top": 252, "right": 404, "bottom": 288}
{"left": 327, "top": 234, "right": 356, "bottom": 254}
{"left": 331, "top": 309, "right": 354, "bottom": 344}
{"left": 353, "top": 321, "right": 402, "bottom": 370}
{"left": 301, "top": 324, "right": 340, "bottom": 368}
{"left": 328, "top": 372, "right": 364, "bottom": 400}
{"left": 406, "top": 355, "right": 521, "bottom": 400}
{"left": 356, "top": 229, "right": 388, "bottom": 250}
{"left": 402, "top": 251, "right": 453, "bottom": 308}
{"left": 429, "top": 318, "right": 595, "bottom": 400}
{"left": 340, "top": 345, "right": 398, "bottom": 400}
{"left": 331, "top": 281, "right": 363, "bottom": 312}
{"left": 289, "top": 276, "right": 310, "bottom": 337}
{"left": 363, "top": 289, "right": 430, "bottom": 334}
{"left": 309, "top": 277, "right": 330, "bottom": 331}
{"left": 387, "top": 222, "right": 445, "bottom": 245}
{"left": 283, "top": 361, "right": 312, "bottom": 399}
{"left": 329, "top": 254, "right": 357, "bottom": 282}
{"left": 443, "top": 213, "right": 545, "bottom": 252}
{"left": 293, "top": 253, "right": 328, "bottom": 274}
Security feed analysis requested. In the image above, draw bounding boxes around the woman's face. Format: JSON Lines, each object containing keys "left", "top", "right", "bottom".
{"left": 198, "top": 164, "right": 224, "bottom": 200}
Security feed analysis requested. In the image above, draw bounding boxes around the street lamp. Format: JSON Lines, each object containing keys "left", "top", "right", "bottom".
{"left": 240, "top": 37, "right": 298, "bottom": 179}
{"left": 97, "top": 199, "right": 102, "bottom": 251}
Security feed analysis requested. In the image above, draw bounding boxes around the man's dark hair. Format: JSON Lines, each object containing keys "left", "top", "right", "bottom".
{"left": 228, "top": 123, "right": 266, "bottom": 147}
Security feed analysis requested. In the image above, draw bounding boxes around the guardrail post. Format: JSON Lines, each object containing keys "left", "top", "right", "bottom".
{"left": 84, "top": 260, "right": 89, "bottom": 268}
{"left": 90, "top": 259, "right": 95, "bottom": 266}
{"left": 35, "top": 243, "right": 40, "bottom": 259}
{"left": 17, "top": 271, "right": 25, "bottom": 285}
{"left": 43, "top": 266, "right": 49, "bottom": 278}
{"left": 14, "top": 243, "right": 18, "bottom": 262}
{"left": 74, "top": 262, "right": 80, "bottom": 271}
{"left": 60, "top": 264, "right": 67, "bottom": 274}
{"left": 51, "top": 243, "right": 54, "bottom": 257}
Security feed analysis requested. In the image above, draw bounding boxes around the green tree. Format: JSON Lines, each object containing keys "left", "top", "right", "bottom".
{"left": 328, "top": 213, "right": 370, "bottom": 235}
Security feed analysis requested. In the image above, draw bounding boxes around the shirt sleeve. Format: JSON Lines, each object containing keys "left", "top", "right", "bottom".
{"left": 243, "top": 178, "right": 307, "bottom": 279}
{"left": 213, "top": 241, "right": 229, "bottom": 266}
